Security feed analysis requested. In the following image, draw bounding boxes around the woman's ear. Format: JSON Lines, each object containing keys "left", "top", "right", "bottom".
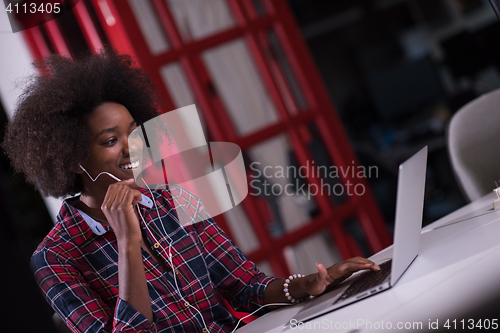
{"left": 74, "top": 163, "right": 85, "bottom": 174}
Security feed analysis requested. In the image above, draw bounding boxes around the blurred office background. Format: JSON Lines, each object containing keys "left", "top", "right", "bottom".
{"left": 0, "top": 0, "right": 499, "bottom": 331}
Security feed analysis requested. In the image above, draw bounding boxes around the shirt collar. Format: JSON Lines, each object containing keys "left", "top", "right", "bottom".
{"left": 77, "top": 193, "right": 153, "bottom": 236}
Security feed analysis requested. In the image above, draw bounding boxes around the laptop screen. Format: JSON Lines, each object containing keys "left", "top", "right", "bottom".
{"left": 390, "top": 146, "right": 427, "bottom": 285}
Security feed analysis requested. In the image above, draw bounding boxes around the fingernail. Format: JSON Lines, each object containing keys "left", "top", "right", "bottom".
{"left": 375, "top": 265, "right": 381, "bottom": 270}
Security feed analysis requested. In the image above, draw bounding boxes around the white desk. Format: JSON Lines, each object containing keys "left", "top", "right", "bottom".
{"left": 239, "top": 193, "right": 500, "bottom": 332}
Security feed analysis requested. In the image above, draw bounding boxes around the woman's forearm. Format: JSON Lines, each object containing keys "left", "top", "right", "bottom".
{"left": 264, "top": 259, "right": 379, "bottom": 310}
{"left": 118, "top": 240, "right": 153, "bottom": 324}
{"left": 264, "top": 275, "right": 314, "bottom": 309}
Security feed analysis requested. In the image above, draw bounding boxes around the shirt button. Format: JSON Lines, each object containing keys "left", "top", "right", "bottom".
{"left": 202, "top": 328, "right": 207, "bottom": 333}
{"left": 184, "top": 301, "right": 189, "bottom": 307}
{"left": 153, "top": 243, "right": 159, "bottom": 249}
{"left": 175, "top": 269, "right": 179, "bottom": 275}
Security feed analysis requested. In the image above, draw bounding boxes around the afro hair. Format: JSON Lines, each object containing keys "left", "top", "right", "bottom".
{"left": 2, "top": 50, "right": 160, "bottom": 198}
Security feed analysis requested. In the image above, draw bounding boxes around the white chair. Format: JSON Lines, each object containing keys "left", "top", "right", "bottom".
{"left": 448, "top": 88, "right": 500, "bottom": 202}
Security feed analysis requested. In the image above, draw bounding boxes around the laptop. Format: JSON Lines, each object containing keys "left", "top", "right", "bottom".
{"left": 289, "top": 146, "right": 428, "bottom": 324}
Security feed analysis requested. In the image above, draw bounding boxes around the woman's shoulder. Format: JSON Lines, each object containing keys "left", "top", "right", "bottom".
{"left": 31, "top": 198, "right": 92, "bottom": 264}
{"left": 31, "top": 219, "right": 72, "bottom": 270}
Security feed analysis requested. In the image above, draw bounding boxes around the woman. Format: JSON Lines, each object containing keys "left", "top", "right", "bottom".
{"left": 2, "top": 50, "right": 380, "bottom": 332}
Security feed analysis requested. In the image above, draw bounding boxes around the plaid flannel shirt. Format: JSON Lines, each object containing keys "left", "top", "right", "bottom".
{"left": 31, "top": 185, "right": 275, "bottom": 332}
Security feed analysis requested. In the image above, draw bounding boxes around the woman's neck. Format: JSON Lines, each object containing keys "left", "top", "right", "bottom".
{"left": 77, "top": 192, "right": 109, "bottom": 224}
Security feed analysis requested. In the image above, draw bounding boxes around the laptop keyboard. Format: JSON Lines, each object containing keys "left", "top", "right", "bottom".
{"left": 335, "top": 260, "right": 392, "bottom": 303}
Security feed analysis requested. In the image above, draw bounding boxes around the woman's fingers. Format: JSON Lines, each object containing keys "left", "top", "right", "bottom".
{"left": 102, "top": 180, "right": 140, "bottom": 209}
{"left": 317, "top": 262, "right": 335, "bottom": 285}
{"left": 130, "top": 188, "right": 143, "bottom": 206}
{"left": 114, "top": 184, "right": 128, "bottom": 208}
{"left": 309, "top": 257, "right": 383, "bottom": 296}
{"left": 350, "top": 256, "right": 378, "bottom": 267}
{"left": 346, "top": 257, "right": 380, "bottom": 271}
{"left": 101, "top": 180, "right": 143, "bottom": 244}
{"left": 122, "top": 177, "right": 139, "bottom": 189}
{"left": 116, "top": 179, "right": 142, "bottom": 206}
{"left": 326, "top": 259, "right": 381, "bottom": 281}
{"left": 316, "top": 263, "right": 328, "bottom": 283}
{"left": 102, "top": 183, "right": 120, "bottom": 211}
{"left": 306, "top": 263, "right": 332, "bottom": 296}
{"left": 101, "top": 180, "right": 141, "bottom": 223}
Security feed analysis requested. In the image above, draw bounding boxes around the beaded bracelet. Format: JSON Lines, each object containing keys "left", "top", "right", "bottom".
{"left": 283, "top": 274, "right": 314, "bottom": 303}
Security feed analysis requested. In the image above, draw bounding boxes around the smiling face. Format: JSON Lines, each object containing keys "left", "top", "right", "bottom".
{"left": 78, "top": 102, "right": 143, "bottom": 193}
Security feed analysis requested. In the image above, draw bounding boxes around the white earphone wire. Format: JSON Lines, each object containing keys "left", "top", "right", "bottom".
{"left": 139, "top": 177, "right": 209, "bottom": 331}
{"left": 135, "top": 176, "right": 294, "bottom": 332}
{"left": 79, "top": 164, "right": 121, "bottom": 182}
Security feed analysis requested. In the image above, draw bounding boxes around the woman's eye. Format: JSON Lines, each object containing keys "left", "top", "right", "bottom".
{"left": 103, "top": 138, "right": 117, "bottom": 146}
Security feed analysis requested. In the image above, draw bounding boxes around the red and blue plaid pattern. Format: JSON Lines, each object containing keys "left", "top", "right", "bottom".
{"left": 31, "top": 185, "right": 275, "bottom": 332}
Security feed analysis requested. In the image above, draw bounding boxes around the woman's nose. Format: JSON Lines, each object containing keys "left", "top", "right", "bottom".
{"left": 125, "top": 135, "right": 141, "bottom": 156}
{"left": 129, "top": 139, "right": 138, "bottom": 151}
{"left": 122, "top": 138, "right": 130, "bottom": 155}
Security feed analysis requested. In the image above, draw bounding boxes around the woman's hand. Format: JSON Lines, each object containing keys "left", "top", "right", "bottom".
{"left": 264, "top": 257, "right": 381, "bottom": 306}
{"left": 101, "top": 178, "right": 143, "bottom": 245}
{"left": 101, "top": 179, "right": 153, "bottom": 324}
{"left": 306, "top": 257, "right": 381, "bottom": 296}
